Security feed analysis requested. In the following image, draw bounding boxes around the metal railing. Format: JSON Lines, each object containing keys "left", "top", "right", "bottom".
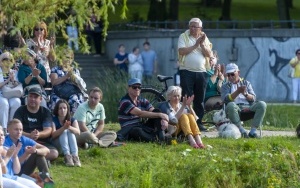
{"left": 109, "top": 20, "right": 300, "bottom": 31}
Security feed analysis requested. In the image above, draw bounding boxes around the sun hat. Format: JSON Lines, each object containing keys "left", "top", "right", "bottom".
{"left": 225, "top": 63, "right": 239, "bottom": 74}
{"left": 128, "top": 78, "right": 142, "bottom": 86}
{"left": 0, "top": 52, "right": 13, "bottom": 62}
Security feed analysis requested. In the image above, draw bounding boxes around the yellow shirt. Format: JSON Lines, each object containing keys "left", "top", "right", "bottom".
{"left": 289, "top": 57, "right": 300, "bottom": 78}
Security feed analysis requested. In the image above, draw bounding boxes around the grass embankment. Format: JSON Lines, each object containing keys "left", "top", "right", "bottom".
{"left": 51, "top": 136, "right": 300, "bottom": 187}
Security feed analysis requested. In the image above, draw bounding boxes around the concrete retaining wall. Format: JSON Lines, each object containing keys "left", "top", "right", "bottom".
{"left": 106, "top": 29, "right": 300, "bottom": 102}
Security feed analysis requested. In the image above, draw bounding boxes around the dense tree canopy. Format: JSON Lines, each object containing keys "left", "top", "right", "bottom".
{"left": 0, "top": 0, "right": 128, "bottom": 53}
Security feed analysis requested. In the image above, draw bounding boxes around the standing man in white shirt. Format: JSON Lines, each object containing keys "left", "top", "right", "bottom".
{"left": 177, "top": 17, "right": 213, "bottom": 131}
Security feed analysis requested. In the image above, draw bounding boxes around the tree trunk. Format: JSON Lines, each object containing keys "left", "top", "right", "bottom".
{"left": 276, "top": 0, "right": 292, "bottom": 28}
{"left": 219, "top": 0, "right": 231, "bottom": 21}
{"left": 147, "top": 0, "right": 167, "bottom": 22}
{"left": 168, "top": 0, "right": 179, "bottom": 21}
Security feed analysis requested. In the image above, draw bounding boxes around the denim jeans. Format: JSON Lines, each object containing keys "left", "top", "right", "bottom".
{"left": 180, "top": 70, "right": 207, "bottom": 122}
{"left": 53, "top": 130, "right": 78, "bottom": 155}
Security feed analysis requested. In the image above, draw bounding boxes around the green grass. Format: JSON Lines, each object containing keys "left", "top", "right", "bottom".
{"left": 50, "top": 135, "right": 300, "bottom": 187}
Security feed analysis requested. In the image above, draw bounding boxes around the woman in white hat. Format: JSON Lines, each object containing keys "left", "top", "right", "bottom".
{"left": 0, "top": 52, "right": 21, "bottom": 133}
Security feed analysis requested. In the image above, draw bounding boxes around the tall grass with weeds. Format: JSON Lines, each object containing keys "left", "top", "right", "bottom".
{"left": 50, "top": 137, "right": 300, "bottom": 187}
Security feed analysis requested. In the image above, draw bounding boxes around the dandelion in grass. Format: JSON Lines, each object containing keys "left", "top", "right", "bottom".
{"left": 171, "top": 139, "right": 178, "bottom": 145}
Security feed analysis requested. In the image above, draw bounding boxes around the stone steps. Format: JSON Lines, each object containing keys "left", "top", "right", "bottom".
{"left": 74, "top": 53, "right": 115, "bottom": 90}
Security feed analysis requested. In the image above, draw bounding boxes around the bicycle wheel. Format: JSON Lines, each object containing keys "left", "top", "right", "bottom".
{"left": 140, "top": 88, "right": 166, "bottom": 108}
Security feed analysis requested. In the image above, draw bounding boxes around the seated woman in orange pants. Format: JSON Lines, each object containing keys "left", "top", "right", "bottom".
{"left": 159, "top": 86, "right": 205, "bottom": 149}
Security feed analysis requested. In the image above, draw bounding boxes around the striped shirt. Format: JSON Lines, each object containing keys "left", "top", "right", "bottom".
{"left": 118, "top": 93, "right": 152, "bottom": 128}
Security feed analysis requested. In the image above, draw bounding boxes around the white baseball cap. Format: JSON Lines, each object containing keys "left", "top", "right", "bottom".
{"left": 226, "top": 63, "right": 239, "bottom": 74}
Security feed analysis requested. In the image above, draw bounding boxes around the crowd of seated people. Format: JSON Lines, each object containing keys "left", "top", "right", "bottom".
{"left": 0, "top": 21, "right": 90, "bottom": 186}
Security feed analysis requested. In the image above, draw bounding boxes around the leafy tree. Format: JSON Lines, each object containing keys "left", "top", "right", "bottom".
{"left": 0, "top": 0, "right": 128, "bottom": 53}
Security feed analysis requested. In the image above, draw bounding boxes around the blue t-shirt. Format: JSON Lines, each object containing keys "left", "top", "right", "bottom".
{"left": 114, "top": 53, "right": 128, "bottom": 72}
{"left": 4, "top": 135, "right": 36, "bottom": 176}
{"left": 52, "top": 116, "right": 76, "bottom": 129}
{"left": 141, "top": 50, "right": 157, "bottom": 75}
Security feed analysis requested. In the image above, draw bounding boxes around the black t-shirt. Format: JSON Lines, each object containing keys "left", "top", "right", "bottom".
{"left": 13, "top": 106, "right": 52, "bottom": 143}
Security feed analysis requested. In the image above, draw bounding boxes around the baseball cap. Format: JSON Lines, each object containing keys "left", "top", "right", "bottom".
{"left": 226, "top": 63, "right": 239, "bottom": 74}
{"left": 28, "top": 87, "right": 42, "bottom": 96}
{"left": 128, "top": 78, "right": 142, "bottom": 86}
{"left": 189, "top": 18, "right": 202, "bottom": 27}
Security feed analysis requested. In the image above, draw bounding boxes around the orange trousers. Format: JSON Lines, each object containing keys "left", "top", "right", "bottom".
{"left": 176, "top": 113, "right": 201, "bottom": 136}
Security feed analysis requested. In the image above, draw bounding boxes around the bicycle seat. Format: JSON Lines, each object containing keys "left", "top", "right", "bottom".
{"left": 157, "top": 75, "right": 173, "bottom": 82}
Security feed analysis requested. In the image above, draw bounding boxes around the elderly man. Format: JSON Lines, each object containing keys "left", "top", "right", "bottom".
{"left": 221, "top": 63, "right": 267, "bottom": 138}
{"left": 178, "top": 17, "right": 213, "bottom": 131}
{"left": 117, "top": 78, "right": 169, "bottom": 142}
{"left": 13, "top": 87, "right": 58, "bottom": 161}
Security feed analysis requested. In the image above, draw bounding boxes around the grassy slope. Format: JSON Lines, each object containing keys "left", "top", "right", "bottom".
{"left": 51, "top": 136, "right": 300, "bottom": 187}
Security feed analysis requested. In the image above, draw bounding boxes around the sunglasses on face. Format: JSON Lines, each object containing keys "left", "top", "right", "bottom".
{"left": 227, "top": 73, "right": 236, "bottom": 77}
{"left": 34, "top": 28, "right": 44, "bottom": 31}
{"left": 131, "top": 85, "right": 141, "bottom": 90}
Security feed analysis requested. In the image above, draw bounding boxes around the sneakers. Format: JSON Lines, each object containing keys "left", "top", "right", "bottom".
{"left": 39, "top": 172, "right": 54, "bottom": 188}
{"left": 64, "top": 154, "right": 74, "bottom": 167}
{"left": 198, "top": 123, "right": 208, "bottom": 132}
{"left": 248, "top": 132, "right": 259, "bottom": 138}
{"left": 72, "top": 155, "right": 81, "bottom": 167}
{"left": 241, "top": 132, "right": 249, "bottom": 138}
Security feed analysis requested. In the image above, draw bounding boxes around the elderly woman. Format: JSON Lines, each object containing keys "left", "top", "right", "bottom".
{"left": 0, "top": 52, "right": 21, "bottom": 133}
{"left": 50, "top": 48, "right": 86, "bottom": 113}
{"left": 18, "top": 48, "right": 48, "bottom": 107}
{"left": 26, "top": 21, "right": 55, "bottom": 77}
{"left": 159, "top": 86, "right": 205, "bottom": 149}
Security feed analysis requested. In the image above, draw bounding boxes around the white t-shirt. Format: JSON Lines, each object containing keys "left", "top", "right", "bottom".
{"left": 178, "top": 30, "right": 211, "bottom": 72}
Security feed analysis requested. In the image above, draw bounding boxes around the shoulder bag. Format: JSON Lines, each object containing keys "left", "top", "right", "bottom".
{"left": 1, "top": 82, "right": 23, "bottom": 99}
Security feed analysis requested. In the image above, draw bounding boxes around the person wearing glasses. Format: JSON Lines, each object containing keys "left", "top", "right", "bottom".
{"left": 26, "top": 21, "right": 55, "bottom": 77}
{"left": 73, "top": 87, "right": 118, "bottom": 148}
{"left": 177, "top": 17, "right": 213, "bottom": 132}
{"left": 0, "top": 52, "right": 21, "bottom": 134}
{"left": 221, "top": 63, "right": 267, "bottom": 138}
{"left": 289, "top": 49, "right": 300, "bottom": 103}
{"left": 117, "top": 78, "right": 169, "bottom": 142}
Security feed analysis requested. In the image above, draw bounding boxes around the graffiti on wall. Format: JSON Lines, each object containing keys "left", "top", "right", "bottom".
{"left": 232, "top": 37, "right": 300, "bottom": 102}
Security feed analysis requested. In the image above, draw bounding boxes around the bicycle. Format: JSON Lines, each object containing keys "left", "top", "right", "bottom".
{"left": 140, "top": 74, "right": 173, "bottom": 107}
